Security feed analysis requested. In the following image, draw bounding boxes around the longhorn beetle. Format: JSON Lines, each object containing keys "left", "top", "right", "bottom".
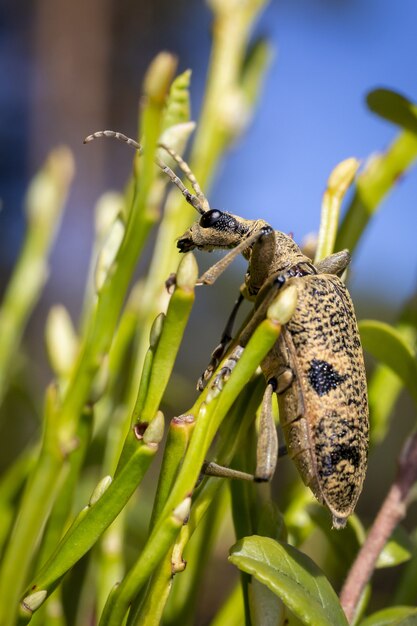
{"left": 85, "top": 130, "right": 369, "bottom": 529}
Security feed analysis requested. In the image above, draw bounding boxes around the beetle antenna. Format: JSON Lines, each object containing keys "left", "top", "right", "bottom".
{"left": 159, "top": 143, "right": 210, "bottom": 212}
{"left": 84, "top": 129, "right": 207, "bottom": 215}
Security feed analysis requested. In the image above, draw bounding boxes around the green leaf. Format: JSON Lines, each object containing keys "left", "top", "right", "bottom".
{"left": 359, "top": 606, "right": 417, "bottom": 626}
{"left": 376, "top": 526, "right": 413, "bottom": 569}
{"left": 367, "top": 89, "right": 417, "bottom": 134}
{"left": 367, "top": 297, "right": 417, "bottom": 445}
{"left": 229, "top": 536, "right": 348, "bottom": 626}
{"left": 359, "top": 320, "right": 417, "bottom": 406}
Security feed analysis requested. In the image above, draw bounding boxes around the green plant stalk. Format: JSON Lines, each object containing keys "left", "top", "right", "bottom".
{"left": 0, "top": 444, "right": 37, "bottom": 554}
{"left": 19, "top": 415, "right": 164, "bottom": 619}
{"left": 230, "top": 429, "right": 258, "bottom": 626}
{"left": 110, "top": 301, "right": 285, "bottom": 626}
{"left": 115, "top": 313, "right": 165, "bottom": 474}
{"left": 58, "top": 103, "right": 162, "bottom": 442}
{"left": 336, "top": 131, "right": 417, "bottom": 253}
{"left": 161, "top": 486, "right": 229, "bottom": 626}
{"left": 127, "top": 555, "right": 173, "bottom": 626}
{"left": 36, "top": 407, "right": 93, "bottom": 570}
{"left": 128, "top": 352, "right": 266, "bottom": 624}
{"left": 98, "top": 498, "right": 191, "bottom": 626}
{"left": 1, "top": 57, "right": 174, "bottom": 626}
{"left": 0, "top": 148, "right": 73, "bottom": 407}
{"left": 135, "top": 253, "right": 198, "bottom": 425}
{"left": 128, "top": 0, "right": 271, "bottom": 413}
{"left": 151, "top": 306, "right": 285, "bottom": 559}
{"left": 0, "top": 385, "right": 67, "bottom": 626}
{"left": 314, "top": 158, "right": 359, "bottom": 263}
{"left": 209, "top": 583, "right": 244, "bottom": 626}
{"left": 158, "top": 377, "right": 264, "bottom": 625}
{"left": 150, "top": 414, "right": 195, "bottom": 527}
{"left": 27, "top": 407, "right": 93, "bottom": 625}
{"left": 118, "top": 254, "right": 197, "bottom": 473}
{"left": 97, "top": 512, "right": 126, "bottom": 617}
{"left": 122, "top": 413, "right": 195, "bottom": 625}
{"left": 96, "top": 254, "right": 196, "bottom": 612}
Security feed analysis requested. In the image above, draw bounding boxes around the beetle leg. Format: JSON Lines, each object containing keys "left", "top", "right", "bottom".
{"left": 201, "top": 382, "right": 287, "bottom": 482}
{"left": 255, "top": 381, "right": 278, "bottom": 482}
{"left": 315, "top": 250, "right": 351, "bottom": 276}
{"left": 207, "top": 345, "right": 244, "bottom": 395}
{"left": 202, "top": 447, "right": 287, "bottom": 482}
{"left": 238, "top": 274, "right": 287, "bottom": 347}
{"left": 197, "top": 293, "right": 244, "bottom": 391}
{"left": 197, "top": 227, "right": 272, "bottom": 286}
{"left": 201, "top": 275, "right": 288, "bottom": 393}
{"left": 202, "top": 462, "right": 254, "bottom": 481}
{"left": 276, "top": 368, "right": 295, "bottom": 394}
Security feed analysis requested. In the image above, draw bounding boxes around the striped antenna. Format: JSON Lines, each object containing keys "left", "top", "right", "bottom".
{"left": 84, "top": 130, "right": 208, "bottom": 215}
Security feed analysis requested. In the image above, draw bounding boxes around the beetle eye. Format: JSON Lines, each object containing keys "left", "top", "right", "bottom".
{"left": 199, "top": 209, "right": 222, "bottom": 228}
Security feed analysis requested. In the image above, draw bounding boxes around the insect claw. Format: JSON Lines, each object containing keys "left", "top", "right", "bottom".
{"left": 165, "top": 273, "right": 177, "bottom": 293}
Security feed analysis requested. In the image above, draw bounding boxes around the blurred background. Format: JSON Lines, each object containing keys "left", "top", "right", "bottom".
{"left": 1, "top": 0, "right": 417, "bottom": 614}
{"left": 2, "top": 0, "right": 417, "bottom": 306}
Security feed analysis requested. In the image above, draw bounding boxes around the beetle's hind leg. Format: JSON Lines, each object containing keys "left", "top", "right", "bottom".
{"left": 255, "top": 380, "right": 278, "bottom": 481}
{"left": 315, "top": 249, "right": 351, "bottom": 276}
{"left": 203, "top": 381, "right": 287, "bottom": 482}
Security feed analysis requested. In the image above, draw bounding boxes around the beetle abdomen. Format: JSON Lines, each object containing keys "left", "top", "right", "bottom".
{"left": 262, "top": 274, "right": 369, "bottom": 528}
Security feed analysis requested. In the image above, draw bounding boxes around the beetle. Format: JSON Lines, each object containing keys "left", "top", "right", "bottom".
{"left": 85, "top": 130, "right": 369, "bottom": 529}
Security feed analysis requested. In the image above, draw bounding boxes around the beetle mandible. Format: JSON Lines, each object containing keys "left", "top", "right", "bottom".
{"left": 84, "top": 130, "right": 369, "bottom": 529}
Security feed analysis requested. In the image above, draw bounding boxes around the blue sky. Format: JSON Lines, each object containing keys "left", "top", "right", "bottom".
{"left": 194, "top": 0, "right": 417, "bottom": 305}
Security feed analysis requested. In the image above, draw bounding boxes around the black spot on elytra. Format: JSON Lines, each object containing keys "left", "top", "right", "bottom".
{"left": 308, "top": 359, "right": 346, "bottom": 396}
{"left": 318, "top": 443, "right": 361, "bottom": 477}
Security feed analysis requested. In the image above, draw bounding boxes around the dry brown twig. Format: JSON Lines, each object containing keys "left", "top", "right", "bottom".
{"left": 340, "top": 430, "right": 417, "bottom": 623}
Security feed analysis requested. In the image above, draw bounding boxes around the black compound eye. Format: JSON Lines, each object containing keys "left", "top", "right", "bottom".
{"left": 199, "top": 209, "right": 222, "bottom": 228}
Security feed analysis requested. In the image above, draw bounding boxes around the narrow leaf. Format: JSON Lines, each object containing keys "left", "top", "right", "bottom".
{"left": 376, "top": 526, "right": 413, "bottom": 569}
{"left": 359, "top": 320, "right": 417, "bottom": 405}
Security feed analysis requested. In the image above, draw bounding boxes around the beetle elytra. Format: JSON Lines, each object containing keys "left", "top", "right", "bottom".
{"left": 85, "top": 130, "right": 369, "bottom": 529}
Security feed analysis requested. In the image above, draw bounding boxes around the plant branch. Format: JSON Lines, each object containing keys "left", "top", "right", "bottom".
{"left": 340, "top": 430, "right": 417, "bottom": 623}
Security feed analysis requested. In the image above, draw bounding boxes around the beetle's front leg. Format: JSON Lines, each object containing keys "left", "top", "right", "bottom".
{"left": 202, "top": 272, "right": 289, "bottom": 394}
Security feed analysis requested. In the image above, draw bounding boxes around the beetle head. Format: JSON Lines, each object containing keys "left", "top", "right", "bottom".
{"left": 177, "top": 209, "right": 252, "bottom": 252}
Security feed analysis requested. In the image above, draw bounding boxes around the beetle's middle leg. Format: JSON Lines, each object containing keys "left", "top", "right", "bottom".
{"left": 197, "top": 293, "right": 244, "bottom": 391}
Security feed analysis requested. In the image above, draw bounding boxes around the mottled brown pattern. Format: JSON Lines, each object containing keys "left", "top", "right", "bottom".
{"left": 262, "top": 274, "right": 368, "bottom": 527}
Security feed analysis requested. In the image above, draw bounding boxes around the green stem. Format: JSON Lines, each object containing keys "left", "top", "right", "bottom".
{"left": 128, "top": 0, "right": 270, "bottom": 413}
{"left": 98, "top": 498, "right": 191, "bottom": 626}
{"left": 0, "top": 148, "right": 73, "bottom": 406}
{"left": 19, "top": 415, "right": 164, "bottom": 620}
